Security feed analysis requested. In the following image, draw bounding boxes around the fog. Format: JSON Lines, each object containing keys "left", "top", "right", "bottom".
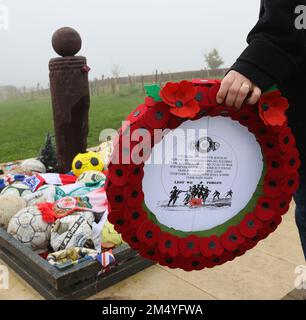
{"left": 0, "top": 0, "right": 260, "bottom": 87}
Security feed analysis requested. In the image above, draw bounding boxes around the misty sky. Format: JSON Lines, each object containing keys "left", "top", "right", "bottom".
{"left": 0, "top": 0, "right": 260, "bottom": 88}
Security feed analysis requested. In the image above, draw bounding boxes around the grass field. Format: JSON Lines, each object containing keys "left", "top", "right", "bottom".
{"left": 0, "top": 87, "right": 146, "bottom": 163}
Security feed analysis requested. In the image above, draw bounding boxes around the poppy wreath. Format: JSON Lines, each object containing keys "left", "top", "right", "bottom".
{"left": 106, "top": 79, "right": 300, "bottom": 271}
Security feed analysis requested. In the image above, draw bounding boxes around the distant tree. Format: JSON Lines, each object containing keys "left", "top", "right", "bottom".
{"left": 111, "top": 64, "right": 122, "bottom": 79}
{"left": 204, "top": 49, "right": 224, "bottom": 70}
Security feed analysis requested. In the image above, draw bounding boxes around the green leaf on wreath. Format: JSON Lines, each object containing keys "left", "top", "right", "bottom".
{"left": 264, "top": 84, "right": 278, "bottom": 94}
{"left": 144, "top": 84, "right": 162, "bottom": 102}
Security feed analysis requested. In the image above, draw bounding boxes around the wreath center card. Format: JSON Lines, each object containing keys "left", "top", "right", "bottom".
{"left": 143, "top": 116, "right": 264, "bottom": 233}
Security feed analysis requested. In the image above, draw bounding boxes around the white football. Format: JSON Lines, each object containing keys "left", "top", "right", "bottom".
{"left": 1, "top": 183, "right": 32, "bottom": 198}
{"left": 7, "top": 206, "right": 52, "bottom": 253}
{"left": 0, "top": 195, "right": 26, "bottom": 230}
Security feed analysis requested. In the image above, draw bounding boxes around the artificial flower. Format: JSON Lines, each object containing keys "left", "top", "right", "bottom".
{"left": 144, "top": 102, "right": 171, "bottom": 129}
{"left": 178, "top": 235, "right": 200, "bottom": 258}
{"left": 137, "top": 220, "right": 161, "bottom": 246}
{"left": 220, "top": 226, "right": 245, "bottom": 251}
{"left": 160, "top": 81, "right": 200, "bottom": 119}
{"left": 157, "top": 232, "right": 179, "bottom": 257}
{"left": 238, "top": 213, "right": 263, "bottom": 238}
{"left": 199, "top": 235, "right": 224, "bottom": 257}
{"left": 258, "top": 90, "right": 289, "bottom": 126}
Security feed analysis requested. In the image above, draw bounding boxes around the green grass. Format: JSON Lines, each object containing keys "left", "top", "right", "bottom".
{"left": 0, "top": 87, "right": 145, "bottom": 162}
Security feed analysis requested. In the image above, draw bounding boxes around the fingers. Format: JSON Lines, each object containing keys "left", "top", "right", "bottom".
{"left": 233, "top": 83, "right": 252, "bottom": 109}
{"left": 246, "top": 86, "right": 262, "bottom": 105}
{"left": 225, "top": 79, "right": 253, "bottom": 108}
{"left": 216, "top": 72, "right": 234, "bottom": 104}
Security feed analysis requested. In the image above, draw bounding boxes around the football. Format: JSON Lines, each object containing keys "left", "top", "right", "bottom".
{"left": 50, "top": 211, "right": 95, "bottom": 252}
{"left": 72, "top": 151, "right": 104, "bottom": 177}
{"left": 0, "top": 195, "right": 26, "bottom": 230}
{"left": 0, "top": 182, "right": 32, "bottom": 198}
{"left": 7, "top": 206, "right": 52, "bottom": 253}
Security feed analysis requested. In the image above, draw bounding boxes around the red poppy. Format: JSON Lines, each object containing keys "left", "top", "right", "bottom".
{"left": 231, "top": 110, "right": 260, "bottom": 127}
{"left": 254, "top": 197, "right": 276, "bottom": 221}
{"left": 130, "top": 124, "right": 153, "bottom": 145}
{"left": 258, "top": 90, "right": 289, "bottom": 126}
{"left": 178, "top": 235, "right": 200, "bottom": 258}
{"left": 108, "top": 164, "right": 130, "bottom": 186}
{"left": 275, "top": 194, "right": 292, "bottom": 215}
{"left": 107, "top": 210, "right": 130, "bottom": 234}
{"left": 238, "top": 213, "right": 263, "bottom": 238}
{"left": 278, "top": 127, "right": 296, "bottom": 150}
{"left": 262, "top": 214, "right": 282, "bottom": 234}
{"left": 124, "top": 207, "right": 147, "bottom": 228}
{"left": 194, "top": 85, "right": 210, "bottom": 107}
{"left": 145, "top": 96, "right": 156, "bottom": 107}
{"left": 284, "top": 148, "right": 301, "bottom": 173}
{"left": 220, "top": 226, "right": 245, "bottom": 251}
{"left": 121, "top": 228, "right": 146, "bottom": 250}
{"left": 160, "top": 81, "right": 200, "bottom": 119}
{"left": 138, "top": 246, "right": 163, "bottom": 262}
{"left": 128, "top": 164, "right": 144, "bottom": 185}
{"left": 180, "top": 255, "right": 207, "bottom": 271}
{"left": 283, "top": 172, "right": 299, "bottom": 195}
{"left": 157, "top": 232, "right": 179, "bottom": 257}
{"left": 254, "top": 202, "right": 275, "bottom": 222}
{"left": 199, "top": 235, "right": 224, "bottom": 257}
{"left": 158, "top": 253, "right": 184, "bottom": 269}
{"left": 123, "top": 185, "right": 144, "bottom": 208}
{"left": 258, "top": 136, "right": 282, "bottom": 157}
{"left": 191, "top": 106, "right": 215, "bottom": 120}
{"left": 263, "top": 176, "right": 284, "bottom": 198}
{"left": 266, "top": 156, "right": 286, "bottom": 179}
{"left": 126, "top": 104, "right": 148, "bottom": 125}
{"left": 248, "top": 122, "right": 275, "bottom": 138}
{"left": 189, "top": 198, "right": 203, "bottom": 207}
{"left": 240, "top": 237, "right": 259, "bottom": 251}
{"left": 144, "top": 102, "right": 171, "bottom": 129}
{"left": 130, "top": 141, "right": 152, "bottom": 165}
{"left": 167, "top": 115, "right": 186, "bottom": 129}
{"left": 137, "top": 220, "right": 161, "bottom": 246}
{"left": 208, "top": 251, "right": 235, "bottom": 267}
{"left": 208, "top": 82, "right": 221, "bottom": 106}
{"left": 106, "top": 185, "right": 125, "bottom": 209}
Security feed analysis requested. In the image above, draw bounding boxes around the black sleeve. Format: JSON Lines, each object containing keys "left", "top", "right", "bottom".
{"left": 231, "top": 0, "right": 306, "bottom": 91}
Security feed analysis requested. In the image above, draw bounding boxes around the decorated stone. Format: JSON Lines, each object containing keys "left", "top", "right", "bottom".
{"left": 72, "top": 151, "right": 104, "bottom": 177}
{"left": 7, "top": 206, "right": 52, "bottom": 253}
{"left": 20, "top": 159, "right": 46, "bottom": 173}
{"left": 50, "top": 211, "right": 95, "bottom": 252}
{"left": 1, "top": 182, "right": 32, "bottom": 198}
{"left": 0, "top": 195, "right": 26, "bottom": 230}
{"left": 106, "top": 79, "right": 300, "bottom": 271}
